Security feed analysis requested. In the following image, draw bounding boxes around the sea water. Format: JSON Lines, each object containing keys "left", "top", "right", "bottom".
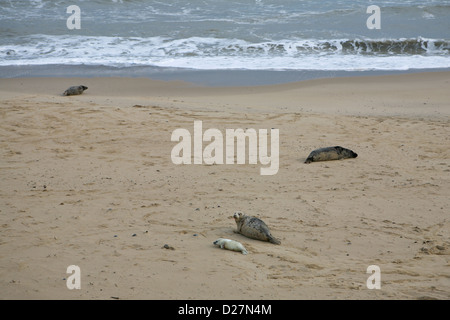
{"left": 0, "top": 0, "right": 449, "bottom": 84}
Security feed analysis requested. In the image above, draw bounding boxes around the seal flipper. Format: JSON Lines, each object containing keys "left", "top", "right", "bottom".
{"left": 269, "top": 236, "right": 281, "bottom": 245}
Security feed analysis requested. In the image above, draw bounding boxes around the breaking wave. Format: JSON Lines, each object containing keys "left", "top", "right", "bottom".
{"left": 1, "top": 35, "right": 449, "bottom": 71}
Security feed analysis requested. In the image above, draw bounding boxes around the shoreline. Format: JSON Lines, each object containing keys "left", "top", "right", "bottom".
{"left": 1, "top": 64, "right": 449, "bottom": 86}
{"left": 1, "top": 71, "right": 449, "bottom": 299}
{"left": 1, "top": 71, "right": 449, "bottom": 119}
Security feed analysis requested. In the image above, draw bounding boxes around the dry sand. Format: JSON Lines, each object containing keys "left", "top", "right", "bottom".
{"left": 0, "top": 72, "right": 449, "bottom": 300}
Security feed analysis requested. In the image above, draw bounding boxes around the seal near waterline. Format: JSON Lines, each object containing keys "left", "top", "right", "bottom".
{"left": 213, "top": 238, "right": 248, "bottom": 255}
{"left": 63, "top": 85, "right": 88, "bottom": 96}
{"left": 233, "top": 211, "right": 281, "bottom": 245}
{"left": 304, "top": 146, "right": 357, "bottom": 164}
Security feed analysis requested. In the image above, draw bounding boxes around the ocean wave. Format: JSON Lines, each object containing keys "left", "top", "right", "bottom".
{"left": 1, "top": 35, "right": 449, "bottom": 71}
{"left": 219, "top": 38, "right": 450, "bottom": 56}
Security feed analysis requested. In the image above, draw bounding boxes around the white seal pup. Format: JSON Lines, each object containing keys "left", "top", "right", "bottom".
{"left": 63, "top": 85, "right": 88, "bottom": 96}
{"left": 213, "top": 238, "right": 248, "bottom": 255}
{"left": 233, "top": 211, "right": 281, "bottom": 245}
{"left": 304, "top": 146, "right": 357, "bottom": 164}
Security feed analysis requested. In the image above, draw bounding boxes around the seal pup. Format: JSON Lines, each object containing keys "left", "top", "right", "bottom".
{"left": 213, "top": 238, "right": 248, "bottom": 255}
{"left": 233, "top": 211, "right": 281, "bottom": 245}
{"left": 63, "top": 85, "right": 88, "bottom": 96}
{"left": 304, "top": 146, "right": 357, "bottom": 164}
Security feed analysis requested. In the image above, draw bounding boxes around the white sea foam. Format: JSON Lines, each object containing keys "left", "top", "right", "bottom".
{"left": 1, "top": 35, "right": 449, "bottom": 71}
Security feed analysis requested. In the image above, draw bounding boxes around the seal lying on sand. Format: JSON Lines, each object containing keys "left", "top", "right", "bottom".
{"left": 63, "top": 85, "right": 88, "bottom": 96}
{"left": 233, "top": 212, "right": 281, "bottom": 245}
{"left": 213, "top": 238, "right": 248, "bottom": 255}
{"left": 304, "top": 146, "right": 357, "bottom": 164}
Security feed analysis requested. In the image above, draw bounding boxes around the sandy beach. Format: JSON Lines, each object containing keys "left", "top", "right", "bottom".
{"left": 1, "top": 71, "right": 449, "bottom": 300}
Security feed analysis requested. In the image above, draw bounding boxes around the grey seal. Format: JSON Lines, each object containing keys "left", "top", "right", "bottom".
{"left": 213, "top": 238, "right": 248, "bottom": 255}
{"left": 304, "top": 146, "right": 357, "bottom": 163}
{"left": 233, "top": 211, "right": 281, "bottom": 245}
{"left": 63, "top": 85, "right": 88, "bottom": 96}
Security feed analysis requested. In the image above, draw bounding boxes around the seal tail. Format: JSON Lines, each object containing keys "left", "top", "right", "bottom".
{"left": 269, "top": 236, "right": 281, "bottom": 245}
